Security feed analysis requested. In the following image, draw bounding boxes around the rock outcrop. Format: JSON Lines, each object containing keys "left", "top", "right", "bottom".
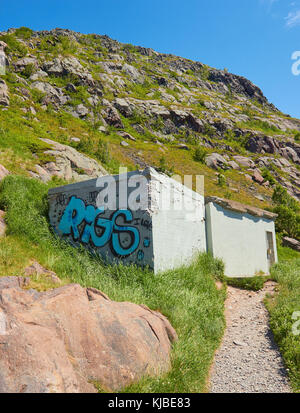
{"left": 29, "top": 138, "right": 107, "bottom": 182}
{"left": 205, "top": 153, "right": 228, "bottom": 170}
{"left": 282, "top": 237, "right": 300, "bottom": 252}
{"left": 0, "top": 210, "right": 6, "bottom": 237}
{"left": 31, "top": 81, "right": 69, "bottom": 107}
{"left": 246, "top": 135, "right": 300, "bottom": 165}
{"left": 24, "top": 261, "right": 61, "bottom": 284}
{"left": 208, "top": 70, "right": 269, "bottom": 105}
{"left": 0, "top": 164, "right": 9, "bottom": 180}
{"left": 0, "top": 280, "right": 177, "bottom": 393}
{"left": 14, "top": 57, "right": 38, "bottom": 72}
{"left": 43, "top": 57, "right": 95, "bottom": 87}
{"left": 0, "top": 79, "right": 9, "bottom": 106}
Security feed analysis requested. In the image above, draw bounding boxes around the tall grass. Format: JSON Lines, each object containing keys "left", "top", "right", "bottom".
{"left": 0, "top": 175, "right": 226, "bottom": 392}
{"left": 266, "top": 249, "right": 300, "bottom": 392}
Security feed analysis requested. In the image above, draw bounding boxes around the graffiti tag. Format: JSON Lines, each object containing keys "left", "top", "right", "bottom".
{"left": 58, "top": 196, "right": 140, "bottom": 257}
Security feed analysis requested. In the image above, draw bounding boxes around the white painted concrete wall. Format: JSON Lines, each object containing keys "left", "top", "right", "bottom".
{"left": 152, "top": 209, "right": 206, "bottom": 273}
{"left": 150, "top": 170, "right": 206, "bottom": 273}
{"left": 206, "top": 202, "right": 278, "bottom": 277}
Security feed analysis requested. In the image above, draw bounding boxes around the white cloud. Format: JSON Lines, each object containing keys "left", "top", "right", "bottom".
{"left": 261, "top": 0, "right": 278, "bottom": 8}
{"left": 285, "top": 10, "right": 300, "bottom": 27}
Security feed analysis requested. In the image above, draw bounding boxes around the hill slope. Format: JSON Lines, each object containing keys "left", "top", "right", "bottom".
{"left": 1, "top": 27, "right": 300, "bottom": 208}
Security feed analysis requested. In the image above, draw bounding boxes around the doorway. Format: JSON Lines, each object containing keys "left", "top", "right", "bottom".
{"left": 266, "top": 231, "right": 275, "bottom": 269}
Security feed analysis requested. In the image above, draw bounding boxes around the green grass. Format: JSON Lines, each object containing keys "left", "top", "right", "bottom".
{"left": 0, "top": 175, "right": 226, "bottom": 393}
{"left": 14, "top": 27, "right": 33, "bottom": 40}
{"left": 0, "top": 33, "right": 28, "bottom": 57}
{"left": 277, "top": 243, "right": 300, "bottom": 261}
{"left": 0, "top": 96, "right": 121, "bottom": 174}
{"left": 237, "top": 119, "right": 282, "bottom": 135}
{"left": 265, "top": 258, "right": 300, "bottom": 392}
{"left": 222, "top": 275, "right": 267, "bottom": 291}
{"left": 263, "top": 244, "right": 300, "bottom": 392}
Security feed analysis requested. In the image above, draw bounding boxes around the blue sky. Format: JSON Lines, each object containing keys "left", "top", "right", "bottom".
{"left": 2, "top": 0, "right": 300, "bottom": 118}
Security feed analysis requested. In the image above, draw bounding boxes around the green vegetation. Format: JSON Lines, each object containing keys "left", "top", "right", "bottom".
{"left": 126, "top": 109, "right": 148, "bottom": 126}
{"left": 58, "top": 35, "right": 78, "bottom": 55}
{"left": 194, "top": 146, "right": 208, "bottom": 163}
{"left": 222, "top": 129, "right": 250, "bottom": 154}
{"left": 21, "top": 63, "right": 36, "bottom": 79}
{"left": 294, "top": 132, "right": 300, "bottom": 142}
{"left": 66, "top": 85, "right": 91, "bottom": 106}
{"left": 277, "top": 240, "right": 300, "bottom": 261}
{"left": 0, "top": 175, "right": 226, "bottom": 393}
{"left": 127, "top": 79, "right": 157, "bottom": 100}
{"left": 200, "top": 65, "right": 210, "bottom": 81}
{"left": 95, "top": 138, "right": 111, "bottom": 164}
{"left": 240, "top": 106, "right": 257, "bottom": 118}
{"left": 203, "top": 123, "right": 215, "bottom": 138}
{"left": 0, "top": 28, "right": 279, "bottom": 211}
{"left": 157, "top": 156, "right": 174, "bottom": 176}
{"left": 0, "top": 34, "right": 27, "bottom": 57}
{"left": 237, "top": 119, "right": 282, "bottom": 135}
{"left": 261, "top": 167, "right": 276, "bottom": 186}
{"left": 38, "top": 34, "right": 78, "bottom": 56}
{"left": 14, "top": 27, "right": 33, "bottom": 40}
{"left": 217, "top": 173, "right": 226, "bottom": 187}
{"left": 266, "top": 257, "right": 300, "bottom": 392}
{"left": 272, "top": 186, "right": 300, "bottom": 240}
{"left": 31, "top": 88, "right": 46, "bottom": 104}
{"left": 223, "top": 275, "right": 267, "bottom": 291}
{"left": 0, "top": 95, "right": 121, "bottom": 174}
{"left": 225, "top": 85, "right": 234, "bottom": 103}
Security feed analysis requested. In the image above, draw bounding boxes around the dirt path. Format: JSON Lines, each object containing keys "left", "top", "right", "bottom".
{"left": 210, "top": 281, "right": 291, "bottom": 393}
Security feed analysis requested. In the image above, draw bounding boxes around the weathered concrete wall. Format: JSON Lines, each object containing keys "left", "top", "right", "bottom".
{"left": 205, "top": 202, "right": 278, "bottom": 277}
{"left": 48, "top": 168, "right": 206, "bottom": 273}
{"left": 149, "top": 172, "right": 206, "bottom": 273}
{"left": 48, "top": 171, "right": 155, "bottom": 270}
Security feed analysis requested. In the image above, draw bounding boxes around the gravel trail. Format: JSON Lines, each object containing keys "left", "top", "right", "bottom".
{"left": 210, "top": 281, "right": 291, "bottom": 393}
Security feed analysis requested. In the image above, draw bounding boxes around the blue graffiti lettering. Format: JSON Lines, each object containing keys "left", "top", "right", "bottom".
{"left": 137, "top": 250, "right": 145, "bottom": 261}
{"left": 143, "top": 237, "right": 150, "bottom": 248}
{"left": 58, "top": 196, "right": 140, "bottom": 257}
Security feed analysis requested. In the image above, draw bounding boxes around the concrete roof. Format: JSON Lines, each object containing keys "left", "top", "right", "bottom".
{"left": 205, "top": 196, "right": 277, "bottom": 220}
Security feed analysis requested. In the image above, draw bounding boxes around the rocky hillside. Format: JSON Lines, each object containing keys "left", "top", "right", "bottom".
{"left": 1, "top": 27, "right": 300, "bottom": 207}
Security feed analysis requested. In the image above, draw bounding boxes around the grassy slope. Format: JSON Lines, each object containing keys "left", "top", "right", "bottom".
{"left": 265, "top": 245, "right": 300, "bottom": 393}
{"left": 0, "top": 70, "right": 274, "bottom": 210}
{"left": 0, "top": 98, "right": 273, "bottom": 208}
{"left": 0, "top": 175, "right": 226, "bottom": 393}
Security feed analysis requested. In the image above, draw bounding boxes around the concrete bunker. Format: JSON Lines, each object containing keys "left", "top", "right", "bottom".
{"left": 48, "top": 167, "right": 206, "bottom": 274}
{"left": 205, "top": 196, "right": 278, "bottom": 277}
{"left": 48, "top": 168, "right": 278, "bottom": 277}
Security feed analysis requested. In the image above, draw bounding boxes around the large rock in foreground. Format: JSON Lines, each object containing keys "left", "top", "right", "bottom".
{"left": 0, "top": 280, "right": 177, "bottom": 393}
